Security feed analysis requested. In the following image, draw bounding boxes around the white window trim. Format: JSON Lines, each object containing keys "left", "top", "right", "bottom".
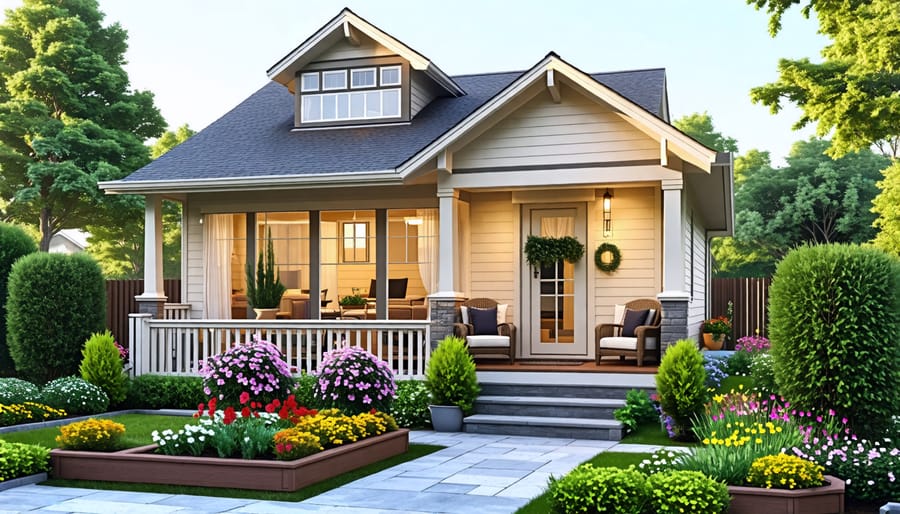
{"left": 300, "top": 72, "right": 319, "bottom": 92}
{"left": 322, "top": 70, "right": 347, "bottom": 91}
{"left": 350, "top": 67, "right": 377, "bottom": 89}
{"left": 380, "top": 65, "right": 401, "bottom": 86}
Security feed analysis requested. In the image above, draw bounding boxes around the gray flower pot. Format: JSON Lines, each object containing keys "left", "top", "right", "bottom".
{"left": 428, "top": 405, "right": 463, "bottom": 432}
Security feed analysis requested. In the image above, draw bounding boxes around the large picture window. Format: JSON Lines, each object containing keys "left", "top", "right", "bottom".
{"left": 300, "top": 64, "right": 402, "bottom": 123}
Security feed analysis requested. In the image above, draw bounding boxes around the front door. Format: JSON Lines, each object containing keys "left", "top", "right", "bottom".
{"left": 524, "top": 205, "right": 587, "bottom": 356}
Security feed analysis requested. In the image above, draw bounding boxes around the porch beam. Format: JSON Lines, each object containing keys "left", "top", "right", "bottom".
{"left": 343, "top": 21, "right": 360, "bottom": 46}
{"left": 662, "top": 181, "right": 684, "bottom": 293}
{"left": 437, "top": 150, "right": 453, "bottom": 174}
{"left": 546, "top": 69, "right": 561, "bottom": 103}
{"left": 136, "top": 194, "right": 166, "bottom": 316}
{"left": 660, "top": 137, "right": 668, "bottom": 167}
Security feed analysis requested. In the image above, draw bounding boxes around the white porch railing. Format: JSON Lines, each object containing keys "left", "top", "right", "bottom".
{"left": 128, "top": 314, "right": 431, "bottom": 380}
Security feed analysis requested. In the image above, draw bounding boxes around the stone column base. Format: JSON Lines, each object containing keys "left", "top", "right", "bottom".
{"left": 657, "top": 291, "right": 689, "bottom": 356}
{"left": 135, "top": 295, "right": 167, "bottom": 318}
{"left": 427, "top": 293, "right": 467, "bottom": 350}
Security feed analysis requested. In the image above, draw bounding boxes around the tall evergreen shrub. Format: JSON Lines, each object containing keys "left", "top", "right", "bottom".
{"left": 769, "top": 243, "right": 900, "bottom": 438}
{"left": 80, "top": 330, "right": 128, "bottom": 405}
{"left": 0, "top": 223, "right": 37, "bottom": 374}
{"left": 7, "top": 252, "right": 106, "bottom": 384}
{"left": 655, "top": 339, "right": 707, "bottom": 440}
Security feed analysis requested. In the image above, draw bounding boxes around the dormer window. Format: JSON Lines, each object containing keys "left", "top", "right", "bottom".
{"left": 298, "top": 64, "right": 404, "bottom": 125}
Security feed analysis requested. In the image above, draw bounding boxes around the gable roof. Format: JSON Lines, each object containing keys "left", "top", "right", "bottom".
{"left": 103, "top": 67, "right": 669, "bottom": 193}
{"left": 267, "top": 8, "right": 464, "bottom": 97}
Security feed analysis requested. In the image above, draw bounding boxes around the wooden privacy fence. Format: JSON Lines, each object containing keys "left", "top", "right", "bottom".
{"left": 106, "top": 279, "right": 181, "bottom": 348}
{"left": 710, "top": 277, "right": 771, "bottom": 339}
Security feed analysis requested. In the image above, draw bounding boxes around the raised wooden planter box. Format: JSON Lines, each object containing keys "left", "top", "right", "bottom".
{"left": 50, "top": 428, "right": 409, "bottom": 492}
{"left": 728, "top": 475, "right": 845, "bottom": 514}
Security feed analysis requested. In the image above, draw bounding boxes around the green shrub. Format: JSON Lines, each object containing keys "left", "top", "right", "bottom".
{"left": 646, "top": 470, "right": 729, "bottom": 513}
{"left": 391, "top": 380, "right": 432, "bottom": 428}
{"left": 655, "top": 339, "right": 707, "bottom": 440}
{"left": 0, "top": 377, "right": 41, "bottom": 404}
{"left": 750, "top": 352, "right": 778, "bottom": 395}
{"left": 769, "top": 243, "right": 900, "bottom": 438}
{"left": 0, "top": 440, "right": 50, "bottom": 481}
{"left": 41, "top": 376, "right": 109, "bottom": 415}
{"left": 547, "top": 464, "right": 648, "bottom": 513}
{"left": 424, "top": 336, "right": 480, "bottom": 414}
{"left": 124, "top": 374, "right": 203, "bottom": 409}
{"left": 614, "top": 389, "right": 658, "bottom": 433}
{"left": 79, "top": 330, "right": 128, "bottom": 405}
{"left": 6, "top": 252, "right": 105, "bottom": 384}
{"left": 0, "top": 223, "right": 37, "bottom": 374}
{"left": 726, "top": 350, "right": 753, "bottom": 376}
{"left": 291, "top": 372, "right": 321, "bottom": 409}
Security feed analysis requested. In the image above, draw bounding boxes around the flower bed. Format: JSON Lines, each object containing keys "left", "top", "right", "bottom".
{"left": 728, "top": 475, "right": 845, "bottom": 514}
{"left": 49, "top": 428, "right": 409, "bottom": 491}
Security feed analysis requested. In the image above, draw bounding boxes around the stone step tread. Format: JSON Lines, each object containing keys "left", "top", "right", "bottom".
{"left": 464, "top": 414, "right": 624, "bottom": 429}
{"left": 475, "top": 396, "right": 625, "bottom": 407}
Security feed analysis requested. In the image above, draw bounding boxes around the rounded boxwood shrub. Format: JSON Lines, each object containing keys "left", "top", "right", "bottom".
{"left": 80, "top": 330, "right": 128, "bottom": 405}
{"left": 41, "top": 376, "right": 109, "bottom": 415}
{"left": 547, "top": 464, "right": 648, "bottom": 513}
{"left": 0, "top": 222, "right": 37, "bottom": 374}
{"left": 390, "top": 379, "right": 432, "bottom": 428}
{"left": 7, "top": 252, "right": 105, "bottom": 384}
{"left": 655, "top": 339, "right": 707, "bottom": 440}
{"left": 123, "top": 374, "right": 204, "bottom": 409}
{"left": 425, "top": 336, "right": 480, "bottom": 414}
{"left": 0, "top": 377, "right": 41, "bottom": 404}
{"left": 646, "top": 470, "right": 729, "bottom": 513}
{"left": 769, "top": 243, "right": 900, "bottom": 438}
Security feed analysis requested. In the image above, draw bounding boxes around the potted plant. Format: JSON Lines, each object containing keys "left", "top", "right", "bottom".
{"left": 245, "top": 230, "right": 286, "bottom": 319}
{"left": 424, "top": 335, "right": 480, "bottom": 432}
{"left": 701, "top": 316, "right": 731, "bottom": 350}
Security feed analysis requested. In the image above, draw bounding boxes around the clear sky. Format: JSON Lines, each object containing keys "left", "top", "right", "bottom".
{"left": 0, "top": 0, "right": 828, "bottom": 165}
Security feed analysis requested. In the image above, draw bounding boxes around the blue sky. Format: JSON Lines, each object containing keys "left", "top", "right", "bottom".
{"left": 0, "top": 0, "right": 828, "bottom": 165}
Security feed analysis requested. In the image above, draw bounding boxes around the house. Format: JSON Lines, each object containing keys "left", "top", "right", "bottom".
{"left": 100, "top": 8, "right": 733, "bottom": 366}
{"left": 49, "top": 229, "right": 90, "bottom": 254}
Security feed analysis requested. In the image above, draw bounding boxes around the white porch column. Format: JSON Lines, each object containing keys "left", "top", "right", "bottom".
{"left": 659, "top": 179, "right": 689, "bottom": 350}
{"left": 429, "top": 174, "right": 466, "bottom": 349}
{"left": 136, "top": 194, "right": 167, "bottom": 317}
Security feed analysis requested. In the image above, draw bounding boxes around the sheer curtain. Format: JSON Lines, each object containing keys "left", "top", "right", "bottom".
{"left": 417, "top": 208, "right": 439, "bottom": 294}
{"left": 204, "top": 214, "right": 234, "bottom": 319}
{"left": 541, "top": 216, "right": 574, "bottom": 238}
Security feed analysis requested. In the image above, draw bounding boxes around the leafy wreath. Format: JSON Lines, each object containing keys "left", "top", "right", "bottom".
{"left": 594, "top": 243, "right": 622, "bottom": 273}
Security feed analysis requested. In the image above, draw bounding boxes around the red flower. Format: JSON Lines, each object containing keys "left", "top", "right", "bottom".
{"left": 241, "top": 406, "right": 251, "bottom": 418}
{"left": 265, "top": 403, "right": 276, "bottom": 413}
{"left": 370, "top": 408, "right": 377, "bottom": 415}
{"left": 208, "top": 397, "right": 218, "bottom": 417}
{"left": 239, "top": 391, "right": 250, "bottom": 405}
{"left": 271, "top": 399, "right": 281, "bottom": 408}
{"left": 223, "top": 406, "right": 237, "bottom": 425}
{"left": 194, "top": 402, "right": 205, "bottom": 418}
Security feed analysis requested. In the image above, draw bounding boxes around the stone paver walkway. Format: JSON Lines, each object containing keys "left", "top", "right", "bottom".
{"left": 0, "top": 431, "right": 672, "bottom": 513}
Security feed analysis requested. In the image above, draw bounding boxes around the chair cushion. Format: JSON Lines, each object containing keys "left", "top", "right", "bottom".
{"left": 462, "top": 304, "right": 508, "bottom": 326}
{"left": 614, "top": 304, "right": 627, "bottom": 325}
{"left": 466, "top": 335, "right": 510, "bottom": 348}
{"left": 598, "top": 336, "right": 658, "bottom": 351}
{"left": 622, "top": 308, "right": 649, "bottom": 337}
{"left": 469, "top": 307, "right": 499, "bottom": 335}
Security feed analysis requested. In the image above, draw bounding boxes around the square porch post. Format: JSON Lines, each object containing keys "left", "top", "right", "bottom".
{"left": 136, "top": 194, "right": 167, "bottom": 317}
{"left": 658, "top": 181, "right": 688, "bottom": 351}
{"left": 428, "top": 183, "right": 466, "bottom": 349}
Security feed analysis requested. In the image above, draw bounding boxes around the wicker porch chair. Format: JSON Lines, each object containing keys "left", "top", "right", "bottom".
{"left": 595, "top": 298, "right": 661, "bottom": 367}
{"left": 453, "top": 298, "right": 516, "bottom": 363}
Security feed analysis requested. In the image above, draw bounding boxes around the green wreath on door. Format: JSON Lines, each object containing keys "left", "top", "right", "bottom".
{"left": 594, "top": 243, "right": 622, "bottom": 273}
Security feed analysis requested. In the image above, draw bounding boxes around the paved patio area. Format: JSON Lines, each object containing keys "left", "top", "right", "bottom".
{"left": 0, "top": 431, "right": 675, "bottom": 513}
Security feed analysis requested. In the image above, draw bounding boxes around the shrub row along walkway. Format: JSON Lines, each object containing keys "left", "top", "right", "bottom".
{"left": 0, "top": 431, "right": 678, "bottom": 513}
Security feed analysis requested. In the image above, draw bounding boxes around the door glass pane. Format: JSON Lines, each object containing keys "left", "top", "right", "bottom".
{"left": 538, "top": 215, "right": 575, "bottom": 344}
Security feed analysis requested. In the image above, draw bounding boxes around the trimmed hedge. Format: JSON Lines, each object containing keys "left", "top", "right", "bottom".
{"left": 769, "top": 243, "right": 900, "bottom": 438}
{"left": 7, "top": 252, "right": 105, "bottom": 384}
{"left": 0, "top": 223, "right": 37, "bottom": 374}
{"left": 0, "top": 440, "right": 50, "bottom": 481}
{"left": 646, "top": 470, "right": 729, "bottom": 513}
{"left": 124, "top": 374, "right": 204, "bottom": 410}
{"left": 548, "top": 464, "right": 649, "bottom": 513}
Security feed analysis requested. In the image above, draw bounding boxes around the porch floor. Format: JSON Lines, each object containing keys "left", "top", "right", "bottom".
{"left": 475, "top": 358, "right": 658, "bottom": 374}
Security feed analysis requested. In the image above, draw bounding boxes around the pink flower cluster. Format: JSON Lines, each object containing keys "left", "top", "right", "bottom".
{"left": 199, "top": 336, "right": 293, "bottom": 404}
{"left": 735, "top": 335, "right": 770, "bottom": 353}
{"left": 314, "top": 345, "right": 396, "bottom": 414}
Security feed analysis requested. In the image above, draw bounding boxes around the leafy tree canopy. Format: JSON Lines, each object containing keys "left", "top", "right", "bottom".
{"left": 0, "top": 0, "right": 165, "bottom": 251}
{"left": 871, "top": 160, "right": 900, "bottom": 255}
{"left": 673, "top": 112, "right": 739, "bottom": 153}
{"left": 747, "top": 0, "right": 900, "bottom": 158}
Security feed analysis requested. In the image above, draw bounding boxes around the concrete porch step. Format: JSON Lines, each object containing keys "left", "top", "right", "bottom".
{"left": 474, "top": 395, "right": 624, "bottom": 418}
{"left": 463, "top": 414, "right": 624, "bottom": 441}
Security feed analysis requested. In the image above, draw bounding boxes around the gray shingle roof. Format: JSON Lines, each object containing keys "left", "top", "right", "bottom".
{"left": 122, "top": 68, "right": 666, "bottom": 183}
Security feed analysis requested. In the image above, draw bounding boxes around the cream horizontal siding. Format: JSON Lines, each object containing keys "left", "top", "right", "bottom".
{"left": 410, "top": 70, "right": 441, "bottom": 118}
{"left": 683, "top": 197, "right": 706, "bottom": 340}
{"left": 185, "top": 202, "right": 205, "bottom": 318}
{"left": 590, "top": 187, "right": 661, "bottom": 328}
{"left": 312, "top": 37, "right": 394, "bottom": 62}
{"left": 467, "top": 192, "right": 517, "bottom": 322}
{"left": 454, "top": 84, "right": 659, "bottom": 170}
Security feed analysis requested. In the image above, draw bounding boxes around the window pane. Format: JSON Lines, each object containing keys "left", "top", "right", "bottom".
{"left": 322, "top": 70, "right": 346, "bottom": 90}
{"left": 380, "top": 66, "right": 400, "bottom": 86}
{"left": 337, "top": 93, "right": 349, "bottom": 119}
{"left": 301, "top": 73, "right": 319, "bottom": 92}
{"left": 351, "top": 68, "right": 376, "bottom": 88}
{"left": 322, "top": 94, "right": 337, "bottom": 120}
{"left": 365, "top": 91, "right": 381, "bottom": 118}
{"left": 350, "top": 92, "right": 365, "bottom": 118}
{"left": 302, "top": 95, "right": 321, "bottom": 122}
{"left": 382, "top": 89, "right": 400, "bottom": 117}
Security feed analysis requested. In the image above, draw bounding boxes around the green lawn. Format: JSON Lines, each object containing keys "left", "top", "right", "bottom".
{"left": 621, "top": 421, "right": 695, "bottom": 446}
{"left": 0, "top": 414, "right": 194, "bottom": 449}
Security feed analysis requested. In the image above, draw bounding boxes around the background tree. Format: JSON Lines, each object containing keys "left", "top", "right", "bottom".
{"left": 87, "top": 124, "right": 193, "bottom": 278}
{"left": 872, "top": 161, "right": 900, "bottom": 255}
{"left": 673, "top": 112, "right": 739, "bottom": 153}
{"left": 0, "top": 0, "right": 165, "bottom": 251}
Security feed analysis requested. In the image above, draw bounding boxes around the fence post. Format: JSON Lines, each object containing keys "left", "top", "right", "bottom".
{"left": 129, "top": 313, "right": 152, "bottom": 378}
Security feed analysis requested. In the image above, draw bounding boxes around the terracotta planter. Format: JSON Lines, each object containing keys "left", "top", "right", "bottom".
{"left": 728, "top": 475, "right": 845, "bottom": 514}
{"left": 703, "top": 332, "right": 725, "bottom": 350}
{"left": 50, "top": 429, "right": 409, "bottom": 492}
{"left": 253, "top": 307, "right": 279, "bottom": 320}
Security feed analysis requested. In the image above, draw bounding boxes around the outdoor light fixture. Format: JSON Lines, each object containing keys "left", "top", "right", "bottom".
{"left": 603, "top": 189, "right": 612, "bottom": 237}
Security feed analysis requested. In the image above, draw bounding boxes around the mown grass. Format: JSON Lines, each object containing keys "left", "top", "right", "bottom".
{"left": 0, "top": 414, "right": 194, "bottom": 449}
{"left": 621, "top": 421, "right": 696, "bottom": 446}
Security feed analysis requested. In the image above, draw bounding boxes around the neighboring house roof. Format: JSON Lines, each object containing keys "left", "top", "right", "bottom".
{"left": 49, "top": 229, "right": 90, "bottom": 254}
{"left": 110, "top": 67, "right": 667, "bottom": 187}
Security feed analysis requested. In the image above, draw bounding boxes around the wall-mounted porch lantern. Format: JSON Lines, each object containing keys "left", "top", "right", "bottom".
{"left": 603, "top": 189, "right": 613, "bottom": 238}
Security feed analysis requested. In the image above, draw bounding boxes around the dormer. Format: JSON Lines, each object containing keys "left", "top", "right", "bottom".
{"left": 266, "top": 8, "right": 465, "bottom": 129}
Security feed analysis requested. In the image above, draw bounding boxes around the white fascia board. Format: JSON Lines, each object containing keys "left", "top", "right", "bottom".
{"left": 99, "top": 170, "right": 400, "bottom": 195}
{"left": 445, "top": 165, "right": 681, "bottom": 190}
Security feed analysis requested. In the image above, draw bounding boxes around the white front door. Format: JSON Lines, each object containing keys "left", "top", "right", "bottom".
{"left": 524, "top": 205, "right": 587, "bottom": 357}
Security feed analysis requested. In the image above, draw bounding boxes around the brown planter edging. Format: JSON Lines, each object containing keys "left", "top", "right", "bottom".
{"left": 50, "top": 428, "right": 409, "bottom": 492}
{"left": 728, "top": 475, "right": 845, "bottom": 514}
